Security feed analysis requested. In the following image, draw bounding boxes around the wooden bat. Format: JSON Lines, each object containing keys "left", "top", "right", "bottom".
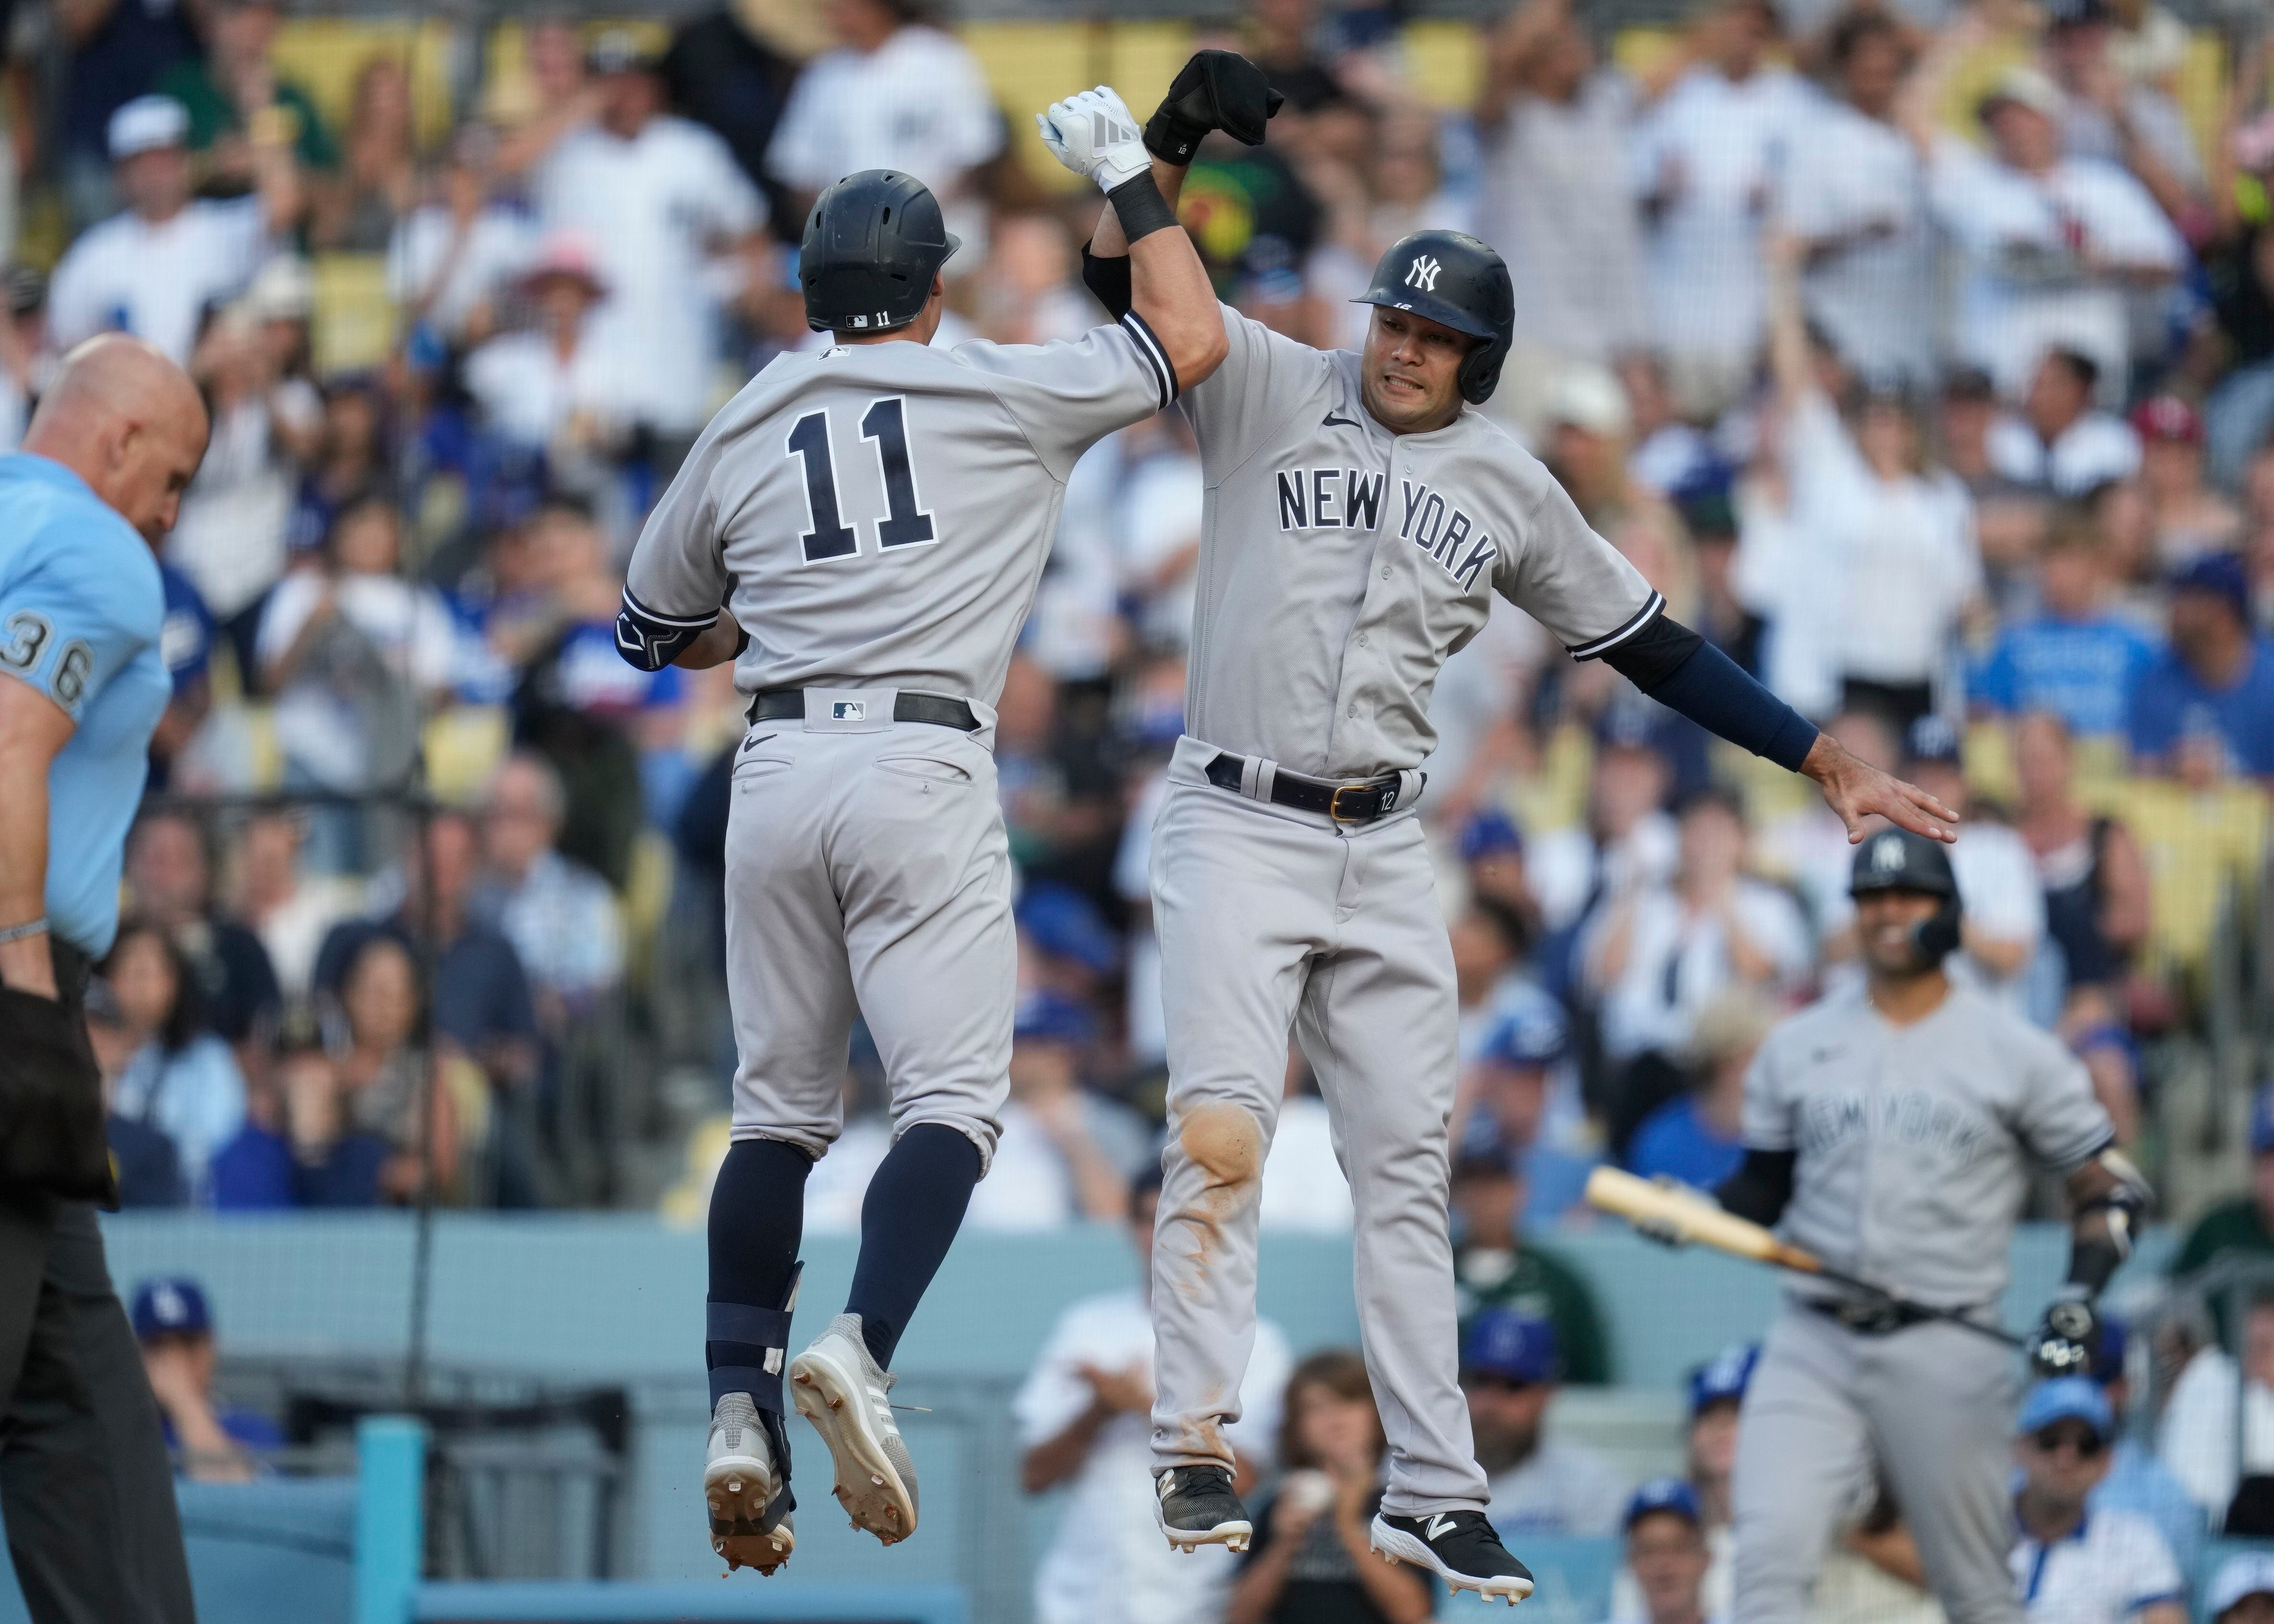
{"left": 1584, "top": 1166, "right": 2024, "bottom": 1349}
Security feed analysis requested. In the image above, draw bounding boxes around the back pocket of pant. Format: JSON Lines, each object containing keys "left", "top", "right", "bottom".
{"left": 875, "top": 754, "right": 973, "bottom": 786}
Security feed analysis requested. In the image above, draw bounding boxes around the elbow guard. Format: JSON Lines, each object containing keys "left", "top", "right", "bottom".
{"left": 1082, "top": 248, "right": 1135, "bottom": 322}
{"left": 1598, "top": 614, "right": 1818, "bottom": 773}
{"left": 2067, "top": 1146, "right": 2151, "bottom": 1294}
{"left": 615, "top": 588, "right": 716, "bottom": 673}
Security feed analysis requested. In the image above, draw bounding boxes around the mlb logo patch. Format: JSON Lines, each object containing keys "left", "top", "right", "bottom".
{"left": 831, "top": 700, "right": 868, "bottom": 721}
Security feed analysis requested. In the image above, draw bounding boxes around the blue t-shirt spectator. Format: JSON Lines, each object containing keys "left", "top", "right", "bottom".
{"left": 1624, "top": 1093, "right": 1745, "bottom": 1189}
{"left": 2126, "top": 638, "right": 2274, "bottom": 776}
{"left": 108, "top": 1111, "right": 186, "bottom": 1207}
{"left": 1971, "top": 614, "right": 2159, "bottom": 738}
{"left": 208, "top": 1122, "right": 389, "bottom": 1209}
{"left": 157, "top": 562, "right": 212, "bottom": 691}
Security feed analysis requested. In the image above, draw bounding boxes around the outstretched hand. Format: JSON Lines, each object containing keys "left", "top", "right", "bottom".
{"left": 1801, "top": 733, "right": 1958, "bottom": 844}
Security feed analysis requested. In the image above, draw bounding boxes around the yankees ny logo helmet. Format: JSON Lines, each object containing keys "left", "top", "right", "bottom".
{"left": 1405, "top": 255, "right": 1441, "bottom": 292}
{"left": 1847, "top": 825, "right": 1962, "bottom": 965}
{"left": 1352, "top": 230, "right": 1515, "bottom": 405}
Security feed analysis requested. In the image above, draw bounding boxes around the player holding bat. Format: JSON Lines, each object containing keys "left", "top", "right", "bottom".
{"left": 1629, "top": 827, "right": 2146, "bottom": 1624}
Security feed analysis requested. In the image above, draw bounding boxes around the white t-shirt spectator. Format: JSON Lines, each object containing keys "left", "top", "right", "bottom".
{"left": 1115, "top": 446, "right": 1204, "bottom": 650}
{"left": 1530, "top": 811, "right": 1680, "bottom": 935}
{"left": 1473, "top": 73, "right": 1646, "bottom": 364}
{"left": 2008, "top": 1504, "right": 2182, "bottom": 1624}
{"left": 1785, "top": 395, "right": 1980, "bottom": 688}
{"left": 387, "top": 203, "right": 537, "bottom": 341}
{"left": 1588, "top": 878, "right": 1813, "bottom": 1063}
{"left": 2158, "top": 1346, "right": 2274, "bottom": 1518}
{"left": 256, "top": 568, "right": 461, "bottom": 788}
{"left": 1929, "top": 141, "right": 2184, "bottom": 400}
{"left": 464, "top": 329, "right": 630, "bottom": 452}
{"left": 963, "top": 1096, "right": 1154, "bottom": 1232}
{"left": 1015, "top": 1291, "right": 1290, "bottom": 1624}
{"left": 1781, "top": 100, "right": 1934, "bottom": 384}
{"left": 1985, "top": 410, "right": 2142, "bottom": 498}
{"left": 48, "top": 198, "right": 268, "bottom": 364}
{"left": 767, "top": 25, "right": 1002, "bottom": 204}
{"left": 533, "top": 117, "right": 765, "bottom": 434}
{"left": 1486, "top": 1435, "right": 1630, "bottom": 1537}
{"left": 1629, "top": 66, "right": 1815, "bottom": 369}
{"left": 165, "top": 388, "right": 315, "bottom": 621}
{"left": 1258, "top": 1094, "right": 1353, "bottom": 1233}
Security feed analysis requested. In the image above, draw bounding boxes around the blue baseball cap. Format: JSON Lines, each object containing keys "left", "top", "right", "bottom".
{"left": 1459, "top": 808, "right": 1525, "bottom": 865}
{"left": 1013, "top": 989, "right": 1096, "bottom": 1047}
{"left": 1464, "top": 1309, "right": 1560, "bottom": 1384}
{"left": 2171, "top": 550, "right": 2250, "bottom": 620}
{"left": 1688, "top": 1343, "right": 1759, "bottom": 1414}
{"left": 2018, "top": 1376, "right": 2113, "bottom": 1439}
{"left": 130, "top": 1277, "right": 212, "bottom": 1342}
{"left": 1624, "top": 1476, "right": 1702, "bottom": 1530}
{"left": 1015, "top": 883, "right": 1123, "bottom": 977}
{"left": 1478, "top": 988, "right": 1568, "bottom": 1070}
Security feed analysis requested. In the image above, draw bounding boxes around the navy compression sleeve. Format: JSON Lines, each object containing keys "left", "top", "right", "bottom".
{"left": 1600, "top": 615, "right": 1819, "bottom": 772}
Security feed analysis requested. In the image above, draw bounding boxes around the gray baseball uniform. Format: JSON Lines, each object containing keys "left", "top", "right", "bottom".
{"left": 623, "top": 315, "right": 1178, "bottom": 1166}
{"left": 1148, "top": 308, "right": 1659, "bottom": 1516}
{"left": 1731, "top": 982, "right": 2114, "bottom": 1624}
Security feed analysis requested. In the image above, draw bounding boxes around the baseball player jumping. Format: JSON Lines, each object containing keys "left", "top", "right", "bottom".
{"left": 614, "top": 95, "right": 1226, "bottom": 1574}
{"left": 1078, "top": 51, "right": 1958, "bottom": 1605}
{"left": 1707, "top": 829, "right": 2144, "bottom": 1623}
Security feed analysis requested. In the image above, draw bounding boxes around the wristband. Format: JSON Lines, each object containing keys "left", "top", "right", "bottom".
{"left": 0, "top": 916, "right": 48, "bottom": 945}
{"left": 1107, "top": 170, "right": 1179, "bottom": 245}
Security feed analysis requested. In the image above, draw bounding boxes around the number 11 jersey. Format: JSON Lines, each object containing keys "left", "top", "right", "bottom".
{"left": 620, "top": 312, "right": 1178, "bottom": 707}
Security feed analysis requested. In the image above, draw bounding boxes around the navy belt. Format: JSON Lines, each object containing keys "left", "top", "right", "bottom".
{"left": 747, "top": 689, "right": 980, "bottom": 731}
{"left": 1205, "top": 751, "right": 1405, "bottom": 825}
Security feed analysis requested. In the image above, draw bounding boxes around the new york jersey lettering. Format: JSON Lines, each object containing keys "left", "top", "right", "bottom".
{"left": 1398, "top": 479, "right": 1497, "bottom": 591}
{"left": 1275, "top": 467, "right": 1388, "bottom": 533}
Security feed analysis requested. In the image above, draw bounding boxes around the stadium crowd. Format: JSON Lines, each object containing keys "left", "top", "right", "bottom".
{"left": 17, "top": 0, "right": 2274, "bottom": 1605}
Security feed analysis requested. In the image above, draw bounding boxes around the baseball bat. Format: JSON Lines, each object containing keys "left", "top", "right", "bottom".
{"left": 1584, "top": 1167, "right": 2024, "bottom": 1350}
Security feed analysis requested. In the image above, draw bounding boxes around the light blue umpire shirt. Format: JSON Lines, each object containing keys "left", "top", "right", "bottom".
{"left": 0, "top": 453, "right": 169, "bottom": 958}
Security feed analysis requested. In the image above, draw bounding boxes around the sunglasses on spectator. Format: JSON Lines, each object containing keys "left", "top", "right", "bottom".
{"left": 2029, "top": 1426, "right": 2104, "bottom": 1458}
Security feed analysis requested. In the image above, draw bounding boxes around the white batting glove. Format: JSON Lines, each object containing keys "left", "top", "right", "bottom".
{"left": 1034, "top": 86, "right": 1151, "bottom": 194}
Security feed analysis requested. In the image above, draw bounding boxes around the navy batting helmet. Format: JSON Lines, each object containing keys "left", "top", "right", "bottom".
{"left": 801, "top": 170, "right": 960, "bottom": 335}
{"left": 1352, "top": 230, "right": 1515, "bottom": 405}
{"left": 1850, "top": 827, "right": 1962, "bottom": 965}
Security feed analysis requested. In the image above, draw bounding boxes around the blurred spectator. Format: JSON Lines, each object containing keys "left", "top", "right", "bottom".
{"left": 387, "top": 126, "right": 534, "bottom": 349}
{"left": 2087, "top": 1314, "right": 2204, "bottom": 1581}
{"left": 472, "top": 751, "right": 623, "bottom": 1035}
{"left": 1937, "top": 363, "right": 2052, "bottom": 590}
{"left": 2172, "top": 1086, "right": 2274, "bottom": 1284}
{"left": 966, "top": 992, "right": 1147, "bottom": 1232}
{"left": 1228, "top": 1347, "right": 1431, "bottom": 1624}
{"left": 1629, "top": 0, "right": 1811, "bottom": 419}
{"left": 1452, "top": 900, "right": 1534, "bottom": 1042}
{"left": 1258, "top": 1060, "right": 1354, "bottom": 1234}
{"left": 2133, "top": 396, "right": 2240, "bottom": 565}
{"left": 1584, "top": 787, "right": 1810, "bottom": 1150}
{"left": 258, "top": 497, "right": 457, "bottom": 821}
{"left": 1015, "top": 882, "right": 1123, "bottom": 1007}
{"left": 311, "top": 57, "right": 416, "bottom": 252}
{"left": 2207, "top": 135, "right": 2274, "bottom": 488}
{"left": 524, "top": 31, "right": 770, "bottom": 454}
{"left": 1923, "top": 54, "right": 2183, "bottom": 401}
{"left": 157, "top": 0, "right": 334, "bottom": 179}
{"left": 2209, "top": 1554, "right": 2274, "bottom": 1624}
{"left": 1460, "top": 810, "right": 1541, "bottom": 942}
{"left": 327, "top": 932, "right": 478, "bottom": 1202}
{"left": 1470, "top": 0, "right": 1644, "bottom": 426}
{"left": 289, "top": 377, "right": 393, "bottom": 566}
{"left": 1606, "top": 1345, "right": 1753, "bottom": 1618}
{"left": 1018, "top": 1169, "right": 1292, "bottom": 1624}
{"left": 2009, "top": 1378, "right": 2183, "bottom": 1624}
{"left": 209, "top": 1013, "right": 390, "bottom": 1208}
{"left": 1896, "top": 721, "right": 2048, "bottom": 1006}
{"left": 1624, "top": 987, "right": 1775, "bottom": 1190}
{"left": 54, "top": 0, "right": 199, "bottom": 227}
{"left": 1463, "top": 990, "right": 1599, "bottom": 1230}
{"left": 1988, "top": 349, "right": 2142, "bottom": 499}
{"left": 1604, "top": 1478, "right": 1719, "bottom": 1624}
{"left": 149, "top": 560, "right": 215, "bottom": 790}
{"left": 464, "top": 232, "right": 626, "bottom": 460}
{"left": 1782, "top": 10, "right": 1933, "bottom": 387}
{"left": 1530, "top": 732, "right": 1677, "bottom": 934}
{"left": 1463, "top": 1309, "right": 1627, "bottom": 1536}
{"left": 126, "top": 809, "right": 282, "bottom": 1051}
{"left": 98, "top": 917, "right": 248, "bottom": 1201}
{"left": 2042, "top": 0, "right": 2205, "bottom": 226}
{"left": 228, "top": 810, "right": 358, "bottom": 1001}
{"left": 1971, "top": 511, "right": 2160, "bottom": 740}
{"left": 87, "top": 978, "right": 188, "bottom": 1207}
{"left": 129, "top": 1278, "right": 278, "bottom": 1481}
{"left": 660, "top": 5, "right": 800, "bottom": 221}
{"left": 2161, "top": 1291, "right": 2274, "bottom": 1527}
{"left": 1757, "top": 707, "right": 1899, "bottom": 940}
{"left": 2012, "top": 712, "right": 2151, "bottom": 1000}
{"left": 49, "top": 94, "right": 289, "bottom": 366}
{"left": 1449, "top": 1150, "right": 1610, "bottom": 1385}
{"left": 2127, "top": 552, "right": 2274, "bottom": 778}
{"left": 1113, "top": 413, "right": 1205, "bottom": 652}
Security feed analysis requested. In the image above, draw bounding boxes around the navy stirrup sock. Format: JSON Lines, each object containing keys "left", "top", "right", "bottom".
{"left": 707, "top": 1138, "right": 813, "bottom": 1408}
{"left": 846, "top": 1123, "right": 984, "bottom": 1369}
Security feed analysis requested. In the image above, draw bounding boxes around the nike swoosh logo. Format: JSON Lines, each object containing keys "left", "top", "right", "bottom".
{"left": 1323, "top": 411, "right": 1360, "bottom": 428}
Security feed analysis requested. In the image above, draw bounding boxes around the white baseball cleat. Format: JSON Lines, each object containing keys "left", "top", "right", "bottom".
{"left": 788, "top": 1313, "right": 919, "bottom": 1545}
{"left": 705, "top": 1392, "right": 793, "bottom": 1575}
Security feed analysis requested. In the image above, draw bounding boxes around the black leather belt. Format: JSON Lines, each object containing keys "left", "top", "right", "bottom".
{"left": 747, "top": 688, "right": 980, "bottom": 731}
{"left": 1802, "top": 1294, "right": 1985, "bottom": 1338}
{"left": 1204, "top": 751, "right": 1407, "bottom": 825}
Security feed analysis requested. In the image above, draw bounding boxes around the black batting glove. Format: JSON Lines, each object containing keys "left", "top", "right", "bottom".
{"left": 2027, "top": 1291, "right": 2102, "bottom": 1379}
{"left": 1144, "top": 49, "right": 1284, "bottom": 164}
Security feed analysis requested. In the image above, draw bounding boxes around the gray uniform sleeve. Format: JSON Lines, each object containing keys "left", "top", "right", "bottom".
{"left": 953, "top": 314, "right": 1177, "bottom": 483}
{"left": 2010, "top": 1028, "right": 2115, "bottom": 1171}
{"left": 1180, "top": 305, "right": 1330, "bottom": 486}
{"left": 618, "top": 424, "right": 731, "bottom": 669}
{"left": 1493, "top": 470, "right": 1664, "bottom": 659}
{"left": 1741, "top": 1027, "right": 1796, "bottom": 1152}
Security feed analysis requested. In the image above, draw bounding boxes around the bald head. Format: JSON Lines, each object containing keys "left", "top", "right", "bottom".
{"left": 24, "top": 334, "right": 209, "bottom": 545}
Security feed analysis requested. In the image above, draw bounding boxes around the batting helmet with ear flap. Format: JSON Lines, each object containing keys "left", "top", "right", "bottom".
{"left": 1849, "top": 827, "right": 1963, "bottom": 967}
{"left": 1352, "top": 230, "right": 1515, "bottom": 405}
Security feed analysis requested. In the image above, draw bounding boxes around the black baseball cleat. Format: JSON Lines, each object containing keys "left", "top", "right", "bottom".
{"left": 1371, "top": 1509, "right": 1535, "bottom": 1605}
{"left": 1154, "top": 1464, "right": 1252, "bottom": 1553}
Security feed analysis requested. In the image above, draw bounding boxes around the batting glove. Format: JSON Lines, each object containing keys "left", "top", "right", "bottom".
{"left": 2027, "top": 1290, "right": 2102, "bottom": 1379}
{"left": 1035, "top": 87, "right": 1152, "bottom": 194}
{"left": 1145, "top": 49, "right": 1284, "bottom": 164}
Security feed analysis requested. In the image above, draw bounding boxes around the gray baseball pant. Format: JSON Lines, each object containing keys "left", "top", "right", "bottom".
{"left": 1147, "top": 744, "right": 1489, "bottom": 1515}
{"left": 1733, "top": 1304, "right": 2023, "bottom": 1624}
{"left": 723, "top": 702, "right": 1012, "bottom": 1170}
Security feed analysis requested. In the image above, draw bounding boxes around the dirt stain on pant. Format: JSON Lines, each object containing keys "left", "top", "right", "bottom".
{"left": 1166, "top": 1100, "right": 1264, "bottom": 1295}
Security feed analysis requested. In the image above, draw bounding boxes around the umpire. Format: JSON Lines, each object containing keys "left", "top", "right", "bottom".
{"left": 0, "top": 334, "right": 208, "bottom": 1624}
